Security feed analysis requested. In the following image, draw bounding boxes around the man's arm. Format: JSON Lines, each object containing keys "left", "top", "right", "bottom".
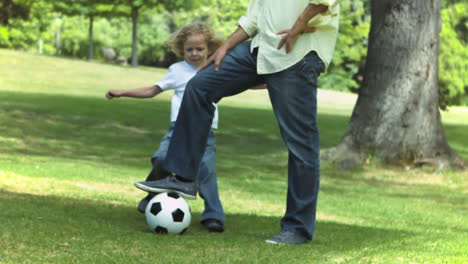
{"left": 277, "top": 4, "right": 329, "bottom": 53}
{"left": 198, "top": 0, "right": 258, "bottom": 72}
{"left": 199, "top": 26, "right": 250, "bottom": 72}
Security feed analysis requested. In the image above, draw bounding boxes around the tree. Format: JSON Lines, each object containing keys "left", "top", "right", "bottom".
{"left": 0, "top": 1, "right": 54, "bottom": 52}
{"left": 53, "top": 0, "right": 122, "bottom": 60}
{"left": 323, "top": 0, "right": 465, "bottom": 169}
{"left": 0, "top": 0, "right": 34, "bottom": 25}
{"left": 116, "top": 0, "right": 200, "bottom": 67}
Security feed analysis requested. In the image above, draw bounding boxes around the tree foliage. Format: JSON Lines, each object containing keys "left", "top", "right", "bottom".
{"left": 0, "top": 0, "right": 34, "bottom": 25}
{"left": 319, "top": 0, "right": 369, "bottom": 92}
{"left": 0, "top": 1, "right": 54, "bottom": 51}
{"left": 52, "top": 0, "right": 118, "bottom": 17}
{"left": 111, "top": 0, "right": 201, "bottom": 66}
{"left": 438, "top": 2, "right": 468, "bottom": 108}
{"left": 53, "top": 0, "right": 132, "bottom": 59}
{"left": 1, "top": 0, "right": 467, "bottom": 106}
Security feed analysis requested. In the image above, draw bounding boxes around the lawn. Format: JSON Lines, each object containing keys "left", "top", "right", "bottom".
{"left": 0, "top": 48, "right": 467, "bottom": 264}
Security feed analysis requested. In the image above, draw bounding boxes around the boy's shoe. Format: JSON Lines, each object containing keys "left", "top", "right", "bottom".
{"left": 265, "top": 230, "right": 309, "bottom": 245}
{"left": 137, "top": 193, "right": 155, "bottom": 214}
{"left": 134, "top": 175, "right": 197, "bottom": 200}
{"left": 201, "top": 219, "right": 224, "bottom": 233}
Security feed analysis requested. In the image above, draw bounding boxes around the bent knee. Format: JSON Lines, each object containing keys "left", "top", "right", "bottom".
{"left": 186, "top": 76, "right": 218, "bottom": 103}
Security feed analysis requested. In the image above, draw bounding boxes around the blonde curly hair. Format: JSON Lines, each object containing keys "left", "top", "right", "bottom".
{"left": 166, "top": 22, "right": 223, "bottom": 58}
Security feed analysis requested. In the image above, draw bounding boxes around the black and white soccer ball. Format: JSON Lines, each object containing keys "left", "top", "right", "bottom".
{"left": 145, "top": 192, "right": 191, "bottom": 235}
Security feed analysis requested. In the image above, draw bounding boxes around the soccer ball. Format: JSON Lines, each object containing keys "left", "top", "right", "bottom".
{"left": 145, "top": 192, "right": 191, "bottom": 235}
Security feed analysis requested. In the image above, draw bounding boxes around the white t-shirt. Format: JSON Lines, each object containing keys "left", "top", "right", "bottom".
{"left": 156, "top": 61, "right": 219, "bottom": 129}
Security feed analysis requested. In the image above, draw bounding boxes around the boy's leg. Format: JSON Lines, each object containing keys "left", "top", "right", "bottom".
{"left": 138, "top": 127, "right": 174, "bottom": 213}
{"left": 164, "top": 42, "right": 262, "bottom": 180}
{"left": 264, "top": 51, "right": 325, "bottom": 241}
{"left": 197, "top": 131, "right": 225, "bottom": 230}
{"left": 145, "top": 127, "right": 174, "bottom": 181}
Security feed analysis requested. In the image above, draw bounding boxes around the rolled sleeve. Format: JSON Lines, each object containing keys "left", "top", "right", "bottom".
{"left": 309, "top": 0, "right": 341, "bottom": 16}
{"left": 238, "top": 16, "right": 257, "bottom": 37}
{"left": 238, "top": 0, "right": 258, "bottom": 37}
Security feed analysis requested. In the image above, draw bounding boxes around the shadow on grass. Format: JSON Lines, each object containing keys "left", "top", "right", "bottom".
{"left": 1, "top": 189, "right": 411, "bottom": 254}
{"left": 319, "top": 170, "right": 467, "bottom": 216}
{"left": 2, "top": 91, "right": 466, "bottom": 164}
{"left": 2, "top": 91, "right": 466, "bottom": 200}
{"left": 0, "top": 91, "right": 349, "bottom": 176}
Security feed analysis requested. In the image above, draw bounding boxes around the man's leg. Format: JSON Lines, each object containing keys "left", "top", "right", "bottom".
{"left": 165, "top": 42, "right": 262, "bottom": 180}
{"left": 264, "top": 51, "right": 325, "bottom": 242}
{"left": 134, "top": 42, "right": 263, "bottom": 198}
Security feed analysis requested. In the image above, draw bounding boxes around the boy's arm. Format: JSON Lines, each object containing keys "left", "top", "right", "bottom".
{"left": 277, "top": 4, "right": 329, "bottom": 53}
{"left": 106, "top": 85, "right": 163, "bottom": 99}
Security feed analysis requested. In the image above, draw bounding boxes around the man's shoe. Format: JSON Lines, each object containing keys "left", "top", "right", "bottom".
{"left": 137, "top": 193, "right": 155, "bottom": 214}
{"left": 134, "top": 175, "right": 197, "bottom": 200}
{"left": 201, "top": 219, "right": 224, "bottom": 233}
{"left": 265, "top": 230, "right": 309, "bottom": 245}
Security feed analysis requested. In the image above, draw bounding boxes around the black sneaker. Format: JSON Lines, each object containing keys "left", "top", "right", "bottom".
{"left": 265, "top": 230, "right": 309, "bottom": 245}
{"left": 201, "top": 219, "right": 224, "bottom": 233}
{"left": 134, "top": 175, "right": 197, "bottom": 200}
{"left": 137, "top": 193, "right": 155, "bottom": 214}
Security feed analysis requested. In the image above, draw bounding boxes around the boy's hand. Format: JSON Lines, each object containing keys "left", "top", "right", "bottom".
{"left": 106, "top": 90, "right": 120, "bottom": 99}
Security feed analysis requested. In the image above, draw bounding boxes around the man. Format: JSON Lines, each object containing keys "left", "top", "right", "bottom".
{"left": 135, "top": 0, "right": 341, "bottom": 244}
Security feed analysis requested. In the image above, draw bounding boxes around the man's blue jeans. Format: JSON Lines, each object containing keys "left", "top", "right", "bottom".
{"left": 146, "top": 125, "right": 225, "bottom": 224}
{"left": 164, "top": 41, "right": 324, "bottom": 239}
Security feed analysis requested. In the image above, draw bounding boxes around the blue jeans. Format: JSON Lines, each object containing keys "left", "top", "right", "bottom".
{"left": 164, "top": 41, "right": 324, "bottom": 239}
{"left": 146, "top": 124, "right": 225, "bottom": 224}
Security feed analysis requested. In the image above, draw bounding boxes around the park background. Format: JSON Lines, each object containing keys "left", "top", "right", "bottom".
{"left": 1, "top": 0, "right": 467, "bottom": 263}
{"left": 1, "top": 0, "right": 467, "bottom": 107}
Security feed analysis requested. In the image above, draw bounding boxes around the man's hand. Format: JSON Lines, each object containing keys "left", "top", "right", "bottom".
{"left": 198, "top": 26, "right": 250, "bottom": 73}
{"left": 198, "top": 46, "right": 229, "bottom": 72}
{"left": 277, "top": 4, "right": 328, "bottom": 53}
{"left": 277, "top": 26, "right": 316, "bottom": 54}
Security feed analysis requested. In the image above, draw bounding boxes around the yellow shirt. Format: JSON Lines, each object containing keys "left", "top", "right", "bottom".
{"left": 238, "top": 0, "right": 341, "bottom": 74}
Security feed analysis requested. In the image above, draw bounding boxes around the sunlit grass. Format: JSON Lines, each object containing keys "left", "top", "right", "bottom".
{"left": 1, "top": 48, "right": 467, "bottom": 264}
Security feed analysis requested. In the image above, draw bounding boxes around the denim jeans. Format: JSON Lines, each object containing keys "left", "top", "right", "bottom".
{"left": 164, "top": 41, "right": 324, "bottom": 239}
{"left": 146, "top": 124, "right": 225, "bottom": 224}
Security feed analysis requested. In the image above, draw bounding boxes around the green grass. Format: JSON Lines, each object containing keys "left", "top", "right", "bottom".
{"left": 0, "top": 48, "right": 467, "bottom": 264}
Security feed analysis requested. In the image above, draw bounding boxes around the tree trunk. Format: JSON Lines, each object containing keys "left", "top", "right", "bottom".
{"left": 130, "top": 6, "right": 139, "bottom": 67}
{"left": 55, "top": 27, "right": 61, "bottom": 56}
{"left": 88, "top": 15, "right": 94, "bottom": 61}
{"left": 38, "top": 37, "right": 43, "bottom": 54}
{"left": 323, "top": 0, "right": 465, "bottom": 170}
